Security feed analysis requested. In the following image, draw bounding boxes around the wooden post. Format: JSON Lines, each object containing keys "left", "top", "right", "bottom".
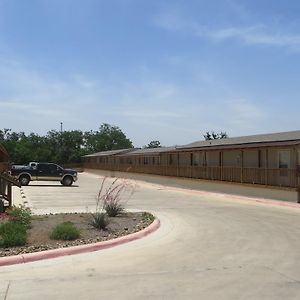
{"left": 177, "top": 152, "right": 179, "bottom": 177}
{"left": 190, "top": 152, "right": 193, "bottom": 178}
{"left": 265, "top": 149, "right": 269, "bottom": 185}
{"left": 7, "top": 183, "right": 12, "bottom": 207}
{"left": 220, "top": 151, "right": 223, "bottom": 180}
{"left": 241, "top": 150, "right": 244, "bottom": 183}
{"left": 295, "top": 148, "right": 298, "bottom": 188}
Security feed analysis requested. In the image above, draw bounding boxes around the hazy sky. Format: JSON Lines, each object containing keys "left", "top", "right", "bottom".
{"left": 0, "top": 0, "right": 300, "bottom": 147}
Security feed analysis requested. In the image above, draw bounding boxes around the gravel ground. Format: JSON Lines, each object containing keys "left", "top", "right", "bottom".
{"left": 0, "top": 211, "right": 154, "bottom": 257}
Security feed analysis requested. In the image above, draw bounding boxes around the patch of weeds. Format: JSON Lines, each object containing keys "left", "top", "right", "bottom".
{"left": 142, "top": 212, "right": 155, "bottom": 222}
{"left": 7, "top": 206, "right": 32, "bottom": 229}
{"left": 32, "top": 215, "right": 49, "bottom": 221}
{"left": 0, "top": 221, "right": 27, "bottom": 247}
{"left": 95, "top": 177, "right": 137, "bottom": 218}
{"left": 50, "top": 221, "right": 80, "bottom": 241}
{"left": 89, "top": 212, "right": 109, "bottom": 230}
{"left": 105, "top": 200, "right": 124, "bottom": 217}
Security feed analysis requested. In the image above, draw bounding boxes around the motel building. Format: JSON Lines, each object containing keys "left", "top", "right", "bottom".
{"left": 83, "top": 130, "right": 300, "bottom": 203}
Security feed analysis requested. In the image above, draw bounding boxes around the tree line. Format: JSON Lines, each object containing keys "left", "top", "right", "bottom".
{"left": 0, "top": 123, "right": 133, "bottom": 164}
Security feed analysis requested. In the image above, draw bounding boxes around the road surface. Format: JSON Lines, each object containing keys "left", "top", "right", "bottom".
{"left": 1, "top": 172, "right": 300, "bottom": 299}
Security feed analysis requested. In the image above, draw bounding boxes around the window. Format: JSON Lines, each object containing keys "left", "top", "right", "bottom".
{"left": 143, "top": 157, "right": 148, "bottom": 165}
{"left": 278, "top": 150, "right": 290, "bottom": 169}
{"left": 278, "top": 150, "right": 290, "bottom": 177}
{"left": 192, "top": 153, "right": 200, "bottom": 166}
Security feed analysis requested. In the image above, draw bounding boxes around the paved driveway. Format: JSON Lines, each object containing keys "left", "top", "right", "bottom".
{"left": 1, "top": 172, "right": 300, "bottom": 299}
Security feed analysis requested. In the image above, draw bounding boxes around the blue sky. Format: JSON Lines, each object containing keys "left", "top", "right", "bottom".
{"left": 0, "top": 0, "right": 300, "bottom": 147}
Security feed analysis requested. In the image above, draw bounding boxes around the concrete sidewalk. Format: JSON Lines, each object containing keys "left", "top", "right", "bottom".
{"left": 1, "top": 172, "right": 300, "bottom": 299}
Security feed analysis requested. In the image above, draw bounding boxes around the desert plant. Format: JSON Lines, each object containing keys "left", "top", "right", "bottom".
{"left": 95, "top": 177, "right": 136, "bottom": 217}
{"left": 89, "top": 212, "right": 109, "bottom": 230}
{"left": 104, "top": 196, "right": 124, "bottom": 217}
{"left": 50, "top": 221, "right": 80, "bottom": 241}
{"left": 0, "top": 221, "right": 27, "bottom": 247}
{"left": 7, "top": 206, "right": 32, "bottom": 229}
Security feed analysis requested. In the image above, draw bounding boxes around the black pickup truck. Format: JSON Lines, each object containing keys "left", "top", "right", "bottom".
{"left": 10, "top": 162, "right": 78, "bottom": 186}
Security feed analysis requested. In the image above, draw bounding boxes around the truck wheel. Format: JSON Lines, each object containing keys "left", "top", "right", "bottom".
{"left": 19, "top": 175, "right": 30, "bottom": 186}
{"left": 62, "top": 176, "right": 73, "bottom": 186}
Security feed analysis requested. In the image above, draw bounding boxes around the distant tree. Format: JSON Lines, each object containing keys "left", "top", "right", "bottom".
{"left": 144, "top": 140, "right": 162, "bottom": 148}
{"left": 84, "top": 123, "right": 133, "bottom": 153}
{"left": 204, "top": 131, "right": 228, "bottom": 140}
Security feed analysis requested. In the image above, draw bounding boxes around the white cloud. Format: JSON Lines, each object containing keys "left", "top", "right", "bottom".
{"left": 154, "top": 10, "right": 300, "bottom": 51}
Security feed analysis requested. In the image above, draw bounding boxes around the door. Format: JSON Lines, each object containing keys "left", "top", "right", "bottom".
{"left": 37, "top": 163, "right": 62, "bottom": 181}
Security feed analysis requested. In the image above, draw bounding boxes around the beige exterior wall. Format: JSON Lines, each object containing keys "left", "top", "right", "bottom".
{"left": 206, "top": 151, "right": 220, "bottom": 167}
{"left": 223, "top": 150, "right": 241, "bottom": 167}
{"left": 259, "top": 150, "right": 267, "bottom": 168}
{"left": 179, "top": 153, "right": 190, "bottom": 166}
{"left": 267, "top": 149, "right": 277, "bottom": 168}
{"left": 160, "top": 153, "right": 168, "bottom": 165}
{"left": 192, "top": 151, "right": 205, "bottom": 166}
{"left": 243, "top": 150, "right": 258, "bottom": 168}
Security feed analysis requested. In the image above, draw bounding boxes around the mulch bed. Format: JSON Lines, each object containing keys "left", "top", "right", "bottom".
{"left": 0, "top": 212, "right": 154, "bottom": 257}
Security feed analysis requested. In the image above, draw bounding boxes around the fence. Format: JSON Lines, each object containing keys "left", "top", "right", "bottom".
{"left": 83, "top": 162, "right": 299, "bottom": 188}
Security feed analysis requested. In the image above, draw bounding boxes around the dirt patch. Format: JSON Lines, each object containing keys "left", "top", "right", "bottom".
{"left": 0, "top": 212, "right": 154, "bottom": 257}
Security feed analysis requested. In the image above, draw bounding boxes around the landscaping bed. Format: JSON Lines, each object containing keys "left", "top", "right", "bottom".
{"left": 0, "top": 211, "right": 154, "bottom": 257}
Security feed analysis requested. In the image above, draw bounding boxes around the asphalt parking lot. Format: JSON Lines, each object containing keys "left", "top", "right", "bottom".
{"left": 1, "top": 171, "right": 300, "bottom": 300}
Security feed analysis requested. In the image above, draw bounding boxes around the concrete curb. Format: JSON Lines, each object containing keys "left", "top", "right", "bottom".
{"left": 165, "top": 184, "right": 300, "bottom": 209}
{"left": 0, "top": 219, "right": 160, "bottom": 267}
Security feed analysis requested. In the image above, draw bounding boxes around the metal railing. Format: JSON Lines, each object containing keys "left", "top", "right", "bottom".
{"left": 83, "top": 162, "right": 299, "bottom": 188}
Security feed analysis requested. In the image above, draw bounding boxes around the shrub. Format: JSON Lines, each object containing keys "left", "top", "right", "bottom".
{"left": 104, "top": 197, "right": 124, "bottom": 217}
{"left": 7, "top": 206, "right": 32, "bottom": 229}
{"left": 50, "top": 221, "right": 80, "bottom": 241}
{"left": 95, "top": 177, "right": 137, "bottom": 217}
{"left": 89, "top": 212, "right": 109, "bottom": 230}
{"left": 142, "top": 212, "right": 155, "bottom": 222}
{"left": 0, "top": 221, "right": 27, "bottom": 247}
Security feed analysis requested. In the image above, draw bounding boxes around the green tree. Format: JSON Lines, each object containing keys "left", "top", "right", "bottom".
{"left": 84, "top": 123, "right": 133, "bottom": 152}
{"left": 144, "top": 140, "right": 161, "bottom": 148}
{"left": 0, "top": 123, "right": 133, "bottom": 164}
{"left": 203, "top": 131, "right": 228, "bottom": 140}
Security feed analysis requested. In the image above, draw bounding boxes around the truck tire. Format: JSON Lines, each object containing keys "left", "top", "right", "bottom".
{"left": 62, "top": 176, "right": 73, "bottom": 186}
{"left": 19, "top": 175, "right": 30, "bottom": 186}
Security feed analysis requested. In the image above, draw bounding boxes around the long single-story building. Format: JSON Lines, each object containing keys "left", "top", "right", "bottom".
{"left": 83, "top": 130, "right": 300, "bottom": 195}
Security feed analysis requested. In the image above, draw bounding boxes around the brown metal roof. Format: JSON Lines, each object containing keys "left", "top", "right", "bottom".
{"left": 83, "top": 148, "right": 138, "bottom": 157}
{"left": 118, "top": 146, "right": 177, "bottom": 156}
{"left": 177, "top": 130, "right": 300, "bottom": 150}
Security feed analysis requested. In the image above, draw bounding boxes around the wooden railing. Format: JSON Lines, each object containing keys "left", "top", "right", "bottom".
{"left": 83, "top": 163, "right": 299, "bottom": 188}
{"left": 0, "top": 162, "right": 8, "bottom": 173}
{"left": 0, "top": 173, "right": 21, "bottom": 208}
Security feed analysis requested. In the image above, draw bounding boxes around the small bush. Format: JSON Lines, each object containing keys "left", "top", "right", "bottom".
{"left": 0, "top": 221, "right": 27, "bottom": 247}
{"left": 105, "top": 200, "right": 124, "bottom": 217}
{"left": 50, "top": 221, "right": 80, "bottom": 241}
{"left": 142, "top": 212, "right": 155, "bottom": 222}
{"left": 7, "top": 206, "right": 32, "bottom": 229}
{"left": 89, "top": 212, "right": 109, "bottom": 230}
